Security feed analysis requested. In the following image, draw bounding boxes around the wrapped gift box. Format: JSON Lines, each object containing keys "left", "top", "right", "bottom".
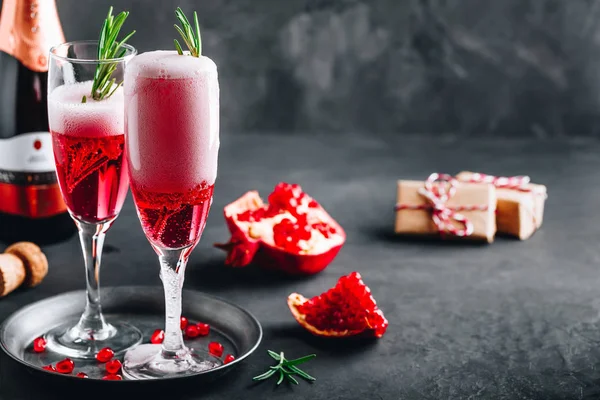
{"left": 395, "top": 174, "right": 497, "bottom": 243}
{"left": 456, "top": 171, "right": 547, "bottom": 240}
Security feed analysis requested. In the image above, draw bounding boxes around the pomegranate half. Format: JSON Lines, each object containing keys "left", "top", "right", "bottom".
{"left": 215, "top": 183, "right": 345, "bottom": 275}
{"left": 288, "top": 272, "right": 388, "bottom": 338}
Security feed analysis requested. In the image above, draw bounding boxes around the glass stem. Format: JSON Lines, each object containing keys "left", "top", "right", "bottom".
{"left": 158, "top": 248, "right": 190, "bottom": 359}
{"left": 74, "top": 218, "right": 114, "bottom": 338}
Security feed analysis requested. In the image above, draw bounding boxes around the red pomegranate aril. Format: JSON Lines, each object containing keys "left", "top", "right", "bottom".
{"left": 223, "top": 354, "right": 235, "bottom": 364}
{"left": 103, "top": 374, "right": 122, "bottom": 381}
{"left": 288, "top": 271, "right": 388, "bottom": 338}
{"left": 308, "top": 199, "right": 319, "bottom": 208}
{"left": 180, "top": 316, "right": 189, "bottom": 330}
{"left": 76, "top": 372, "right": 89, "bottom": 378}
{"left": 55, "top": 358, "right": 75, "bottom": 374}
{"left": 42, "top": 365, "right": 56, "bottom": 372}
{"left": 208, "top": 341, "right": 224, "bottom": 357}
{"left": 185, "top": 324, "right": 200, "bottom": 338}
{"left": 196, "top": 322, "right": 210, "bottom": 336}
{"left": 96, "top": 347, "right": 114, "bottom": 363}
{"left": 33, "top": 336, "right": 47, "bottom": 353}
{"left": 105, "top": 359, "right": 122, "bottom": 374}
{"left": 150, "top": 329, "right": 165, "bottom": 344}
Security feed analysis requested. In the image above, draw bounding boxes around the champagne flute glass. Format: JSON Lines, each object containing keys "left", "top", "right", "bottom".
{"left": 45, "top": 40, "right": 142, "bottom": 358}
{"left": 122, "top": 50, "right": 220, "bottom": 379}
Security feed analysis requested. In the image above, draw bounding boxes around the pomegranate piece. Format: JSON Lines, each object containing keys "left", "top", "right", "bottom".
{"left": 32, "top": 336, "right": 47, "bottom": 353}
{"left": 215, "top": 183, "right": 346, "bottom": 275}
{"left": 76, "top": 372, "right": 89, "bottom": 378}
{"left": 55, "top": 358, "right": 75, "bottom": 374}
{"left": 150, "top": 329, "right": 165, "bottom": 344}
{"left": 208, "top": 341, "right": 224, "bottom": 357}
{"left": 42, "top": 365, "right": 56, "bottom": 372}
{"left": 106, "top": 359, "right": 122, "bottom": 374}
{"left": 185, "top": 324, "right": 200, "bottom": 338}
{"left": 103, "top": 374, "right": 122, "bottom": 381}
{"left": 180, "top": 316, "right": 189, "bottom": 330}
{"left": 288, "top": 271, "right": 388, "bottom": 338}
{"left": 196, "top": 322, "right": 210, "bottom": 336}
{"left": 96, "top": 347, "right": 114, "bottom": 363}
{"left": 223, "top": 354, "right": 235, "bottom": 364}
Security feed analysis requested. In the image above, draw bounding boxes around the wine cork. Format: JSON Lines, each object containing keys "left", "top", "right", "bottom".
{"left": 0, "top": 254, "right": 26, "bottom": 297}
{"left": 5, "top": 242, "right": 48, "bottom": 287}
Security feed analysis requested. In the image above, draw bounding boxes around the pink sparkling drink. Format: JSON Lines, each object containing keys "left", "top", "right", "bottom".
{"left": 48, "top": 82, "right": 129, "bottom": 223}
{"left": 125, "top": 51, "right": 219, "bottom": 250}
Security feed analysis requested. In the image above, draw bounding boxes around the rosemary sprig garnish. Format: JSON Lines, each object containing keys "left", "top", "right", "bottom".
{"left": 173, "top": 7, "right": 202, "bottom": 57}
{"left": 253, "top": 350, "right": 316, "bottom": 386}
{"left": 83, "top": 6, "right": 135, "bottom": 103}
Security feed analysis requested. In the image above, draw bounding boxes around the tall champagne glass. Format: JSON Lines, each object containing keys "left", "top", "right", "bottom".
{"left": 121, "top": 50, "right": 220, "bottom": 379}
{"left": 46, "top": 41, "right": 142, "bottom": 358}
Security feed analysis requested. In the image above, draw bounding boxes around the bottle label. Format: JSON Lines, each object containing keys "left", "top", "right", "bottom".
{"left": 0, "top": 132, "right": 67, "bottom": 218}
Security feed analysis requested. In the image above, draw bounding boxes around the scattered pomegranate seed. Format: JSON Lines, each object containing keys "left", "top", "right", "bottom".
{"left": 185, "top": 324, "right": 200, "bottom": 338}
{"left": 42, "top": 365, "right": 56, "bottom": 372}
{"left": 196, "top": 322, "right": 210, "bottom": 336}
{"left": 150, "top": 329, "right": 165, "bottom": 344}
{"left": 32, "top": 336, "right": 46, "bottom": 353}
{"left": 224, "top": 354, "right": 235, "bottom": 364}
{"left": 96, "top": 347, "right": 114, "bottom": 363}
{"left": 105, "top": 359, "right": 122, "bottom": 374}
{"left": 55, "top": 358, "right": 75, "bottom": 374}
{"left": 180, "top": 316, "right": 188, "bottom": 330}
{"left": 208, "top": 341, "right": 224, "bottom": 357}
{"left": 76, "top": 372, "right": 88, "bottom": 378}
{"left": 102, "top": 374, "right": 122, "bottom": 381}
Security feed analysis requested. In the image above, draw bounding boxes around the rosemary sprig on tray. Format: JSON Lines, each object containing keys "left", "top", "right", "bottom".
{"left": 83, "top": 6, "right": 135, "bottom": 103}
{"left": 173, "top": 7, "right": 202, "bottom": 57}
{"left": 253, "top": 350, "right": 316, "bottom": 386}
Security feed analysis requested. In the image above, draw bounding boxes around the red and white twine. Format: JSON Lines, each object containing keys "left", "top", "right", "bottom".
{"left": 395, "top": 173, "right": 488, "bottom": 237}
{"left": 463, "top": 173, "right": 546, "bottom": 196}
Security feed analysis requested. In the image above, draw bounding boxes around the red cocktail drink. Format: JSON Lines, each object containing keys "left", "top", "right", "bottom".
{"left": 49, "top": 82, "right": 128, "bottom": 223}
{"left": 123, "top": 50, "right": 220, "bottom": 379}
{"left": 131, "top": 182, "right": 214, "bottom": 249}
{"left": 45, "top": 39, "right": 142, "bottom": 360}
{"left": 125, "top": 51, "right": 219, "bottom": 252}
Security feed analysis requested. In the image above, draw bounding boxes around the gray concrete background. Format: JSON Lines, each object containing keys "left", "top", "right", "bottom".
{"left": 10, "top": 0, "right": 600, "bottom": 137}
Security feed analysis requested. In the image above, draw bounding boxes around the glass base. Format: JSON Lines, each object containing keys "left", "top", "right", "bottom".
{"left": 122, "top": 344, "right": 221, "bottom": 380}
{"left": 45, "top": 319, "right": 142, "bottom": 359}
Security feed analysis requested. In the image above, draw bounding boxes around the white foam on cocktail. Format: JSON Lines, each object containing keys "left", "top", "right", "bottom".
{"left": 126, "top": 50, "right": 218, "bottom": 79}
{"left": 125, "top": 51, "right": 220, "bottom": 190}
{"left": 47, "top": 80, "right": 124, "bottom": 136}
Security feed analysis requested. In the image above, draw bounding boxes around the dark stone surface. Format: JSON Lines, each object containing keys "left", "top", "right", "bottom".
{"left": 0, "top": 132, "right": 599, "bottom": 399}
{"left": 37, "top": 0, "right": 600, "bottom": 136}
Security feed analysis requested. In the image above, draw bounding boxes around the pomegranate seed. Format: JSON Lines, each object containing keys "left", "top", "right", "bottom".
{"left": 150, "top": 329, "right": 165, "bottom": 344}
{"left": 32, "top": 336, "right": 46, "bottom": 353}
{"left": 95, "top": 347, "right": 114, "bottom": 363}
{"left": 105, "top": 359, "right": 122, "bottom": 374}
{"left": 42, "top": 365, "right": 56, "bottom": 372}
{"left": 185, "top": 324, "right": 200, "bottom": 338}
{"left": 224, "top": 354, "right": 235, "bottom": 364}
{"left": 55, "top": 358, "right": 74, "bottom": 374}
{"left": 76, "top": 372, "right": 88, "bottom": 378}
{"left": 208, "top": 341, "right": 224, "bottom": 357}
{"left": 180, "top": 316, "right": 189, "bottom": 330}
{"left": 196, "top": 322, "right": 210, "bottom": 336}
{"left": 308, "top": 200, "right": 319, "bottom": 208}
{"left": 102, "top": 374, "right": 122, "bottom": 381}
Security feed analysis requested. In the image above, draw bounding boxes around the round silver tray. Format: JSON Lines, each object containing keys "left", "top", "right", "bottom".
{"left": 0, "top": 286, "right": 262, "bottom": 383}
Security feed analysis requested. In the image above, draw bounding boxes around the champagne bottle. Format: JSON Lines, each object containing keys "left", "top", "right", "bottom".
{"left": 0, "top": 0, "right": 74, "bottom": 243}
